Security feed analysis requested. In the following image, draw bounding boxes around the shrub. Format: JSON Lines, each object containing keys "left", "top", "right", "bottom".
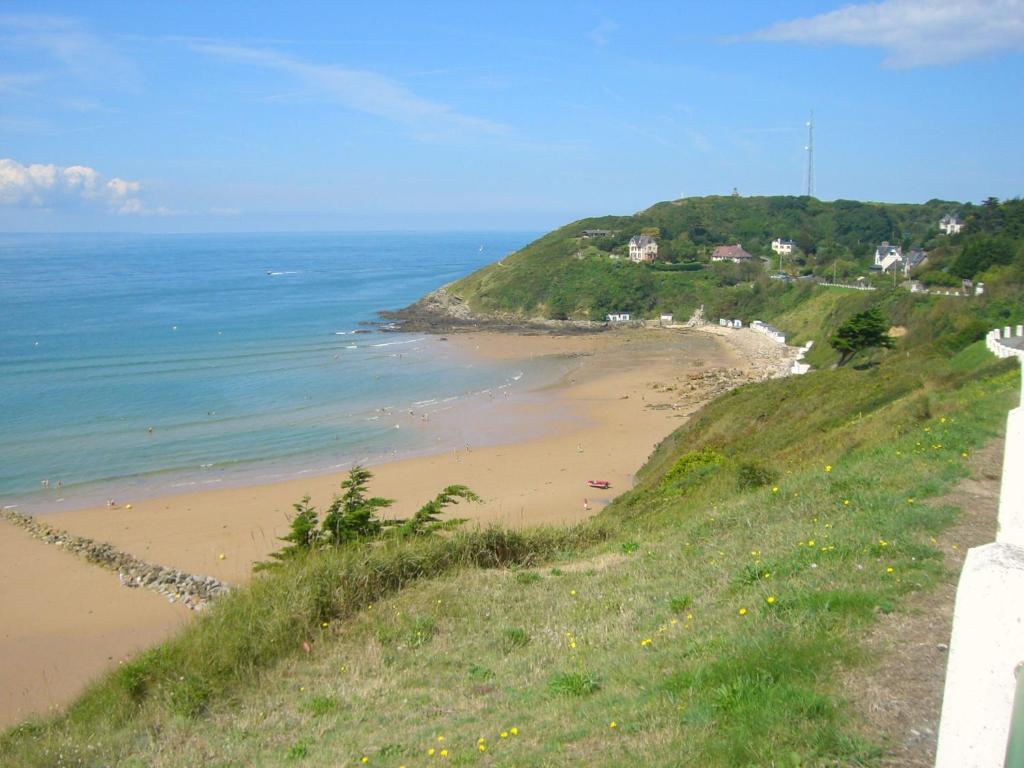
{"left": 501, "top": 627, "right": 530, "bottom": 653}
{"left": 669, "top": 595, "right": 693, "bottom": 613}
{"left": 662, "top": 448, "right": 724, "bottom": 491}
{"left": 736, "top": 461, "right": 778, "bottom": 490}
{"left": 303, "top": 695, "right": 337, "bottom": 717}
{"left": 547, "top": 671, "right": 602, "bottom": 697}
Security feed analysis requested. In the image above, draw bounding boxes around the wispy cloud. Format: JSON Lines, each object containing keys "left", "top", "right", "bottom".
{"left": 745, "top": 0, "right": 1024, "bottom": 67}
{"left": 0, "top": 14, "right": 140, "bottom": 88}
{"left": 0, "top": 158, "right": 165, "bottom": 215}
{"left": 190, "top": 41, "right": 507, "bottom": 136}
{"left": 586, "top": 19, "right": 619, "bottom": 47}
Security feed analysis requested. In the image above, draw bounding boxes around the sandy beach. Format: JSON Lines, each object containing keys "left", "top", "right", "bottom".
{"left": 0, "top": 325, "right": 794, "bottom": 728}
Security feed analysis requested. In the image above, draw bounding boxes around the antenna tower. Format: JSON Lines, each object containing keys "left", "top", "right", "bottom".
{"left": 805, "top": 110, "right": 815, "bottom": 198}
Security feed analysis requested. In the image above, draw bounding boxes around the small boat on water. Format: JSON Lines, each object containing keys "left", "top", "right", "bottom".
{"left": 587, "top": 480, "right": 611, "bottom": 489}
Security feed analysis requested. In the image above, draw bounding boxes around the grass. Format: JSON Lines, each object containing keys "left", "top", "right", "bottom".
{"left": 0, "top": 343, "right": 1018, "bottom": 766}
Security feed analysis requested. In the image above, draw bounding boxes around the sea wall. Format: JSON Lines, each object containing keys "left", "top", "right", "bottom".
{"left": 935, "top": 325, "right": 1024, "bottom": 767}
{"left": 0, "top": 508, "right": 228, "bottom": 610}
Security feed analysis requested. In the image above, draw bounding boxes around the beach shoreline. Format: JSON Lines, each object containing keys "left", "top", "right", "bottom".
{"left": 0, "top": 324, "right": 796, "bottom": 728}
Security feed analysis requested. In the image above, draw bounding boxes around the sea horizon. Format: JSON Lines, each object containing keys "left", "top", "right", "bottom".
{"left": 0, "top": 230, "right": 555, "bottom": 515}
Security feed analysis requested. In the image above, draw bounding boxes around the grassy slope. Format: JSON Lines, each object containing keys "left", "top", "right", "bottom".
{"left": 2, "top": 335, "right": 1019, "bottom": 766}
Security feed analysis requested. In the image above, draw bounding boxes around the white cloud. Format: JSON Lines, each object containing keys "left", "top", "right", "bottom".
{"left": 191, "top": 42, "right": 506, "bottom": 135}
{"left": 0, "top": 158, "right": 155, "bottom": 214}
{"left": 748, "top": 0, "right": 1024, "bottom": 67}
{"left": 0, "top": 14, "right": 139, "bottom": 88}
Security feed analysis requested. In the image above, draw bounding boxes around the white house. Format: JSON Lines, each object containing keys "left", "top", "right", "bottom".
{"left": 606, "top": 312, "right": 631, "bottom": 323}
{"left": 711, "top": 244, "right": 754, "bottom": 263}
{"left": 628, "top": 235, "right": 658, "bottom": 263}
{"left": 771, "top": 238, "right": 796, "bottom": 255}
{"left": 873, "top": 241, "right": 903, "bottom": 272}
{"left": 939, "top": 214, "right": 965, "bottom": 235}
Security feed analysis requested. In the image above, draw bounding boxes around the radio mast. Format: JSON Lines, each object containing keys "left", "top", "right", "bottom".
{"left": 805, "top": 110, "right": 815, "bottom": 198}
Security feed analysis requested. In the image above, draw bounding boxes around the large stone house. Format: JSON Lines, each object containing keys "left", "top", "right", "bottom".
{"left": 710, "top": 244, "right": 754, "bottom": 263}
{"left": 939, "top": 214, "right": 964, "bottom": 235}
{"left": 628, "top": 235, "right": 658, "bottom": 263}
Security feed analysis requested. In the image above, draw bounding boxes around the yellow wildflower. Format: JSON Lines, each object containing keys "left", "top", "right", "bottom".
{"left": 500, "top": 731, "right": 509, "bottom": 739}
{"left": 766, "top": 596, "right": 776, "bottom": 605}
{"left": 609, "top": 721, "right": 617, "bottom": 729}
{"left": 738, "top": 607, "right": 747, "bottom": 616}
{"left": 825, "top": 464, "right": 832, "bottom": 472}
{"left": 510, "top": 727, "right": 519, "bottom": 736}
{"left": 439, "top": 749, "right": 448, "bottom": 757}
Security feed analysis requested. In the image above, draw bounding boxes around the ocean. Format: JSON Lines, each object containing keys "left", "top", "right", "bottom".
{"left": 0, "top": 231, "right": 550, "bottom": 513}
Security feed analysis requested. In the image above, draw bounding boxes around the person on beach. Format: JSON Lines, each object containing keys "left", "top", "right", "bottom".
{"left": 583, "top": 498, "right": 590, "bottom": 511}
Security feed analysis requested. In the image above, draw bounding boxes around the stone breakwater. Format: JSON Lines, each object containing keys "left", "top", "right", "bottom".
{"left": 0, "top": 508, "right": 228, "bottom": 610}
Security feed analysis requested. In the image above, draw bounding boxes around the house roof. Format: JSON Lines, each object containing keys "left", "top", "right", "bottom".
{"left": 876, "top": 242, "right": 901, "bottom": 256}
{"left": 773, "top": 238, "right": 796, "bottom": 245}
{"left": 711, "top": 244, "right": 753, "bottom": 260}
{"left": 906, "top": 249, "right": 928, "bottom": 267}
{"left": 629, "top": 235, "right": 656, "bottom": 247}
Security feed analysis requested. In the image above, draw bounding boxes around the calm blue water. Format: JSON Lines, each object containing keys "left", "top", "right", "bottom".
{"left": 0, "top": 232, "right": 543, "bottom": 512}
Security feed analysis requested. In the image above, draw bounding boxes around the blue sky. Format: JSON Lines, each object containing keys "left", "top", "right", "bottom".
{"left": 1, "top": 0, "right": 1022, "bottom": 232}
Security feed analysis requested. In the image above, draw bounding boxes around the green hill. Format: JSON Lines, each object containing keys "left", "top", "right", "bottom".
{"left": 439, "top": 195, "right": 1024, "bottom": 324}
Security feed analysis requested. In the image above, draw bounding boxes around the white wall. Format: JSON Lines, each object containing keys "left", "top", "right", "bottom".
{"left": 935, "top": 325, "right": 1024, "bottom": 767}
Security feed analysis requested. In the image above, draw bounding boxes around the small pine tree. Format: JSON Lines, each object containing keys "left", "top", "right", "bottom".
{"left": 320, "top": 465, "right": 393, "bottom": 545}
{"left": 256, "top": 496, "right": 320, "bottom": 570}
{"left": 829, "top": 307, "right": 895, "bottom": 367}
{"left": 390, "top": 485, "right": 481, "bottom": 537}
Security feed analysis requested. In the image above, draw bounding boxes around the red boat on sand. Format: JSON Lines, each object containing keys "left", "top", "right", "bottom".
{"left": 587, "top": 480, "right": 611, "bottom": 489}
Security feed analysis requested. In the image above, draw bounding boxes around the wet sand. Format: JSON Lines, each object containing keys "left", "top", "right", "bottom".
{"left": 0, "top": 326, "right": 792, "bottom": 728}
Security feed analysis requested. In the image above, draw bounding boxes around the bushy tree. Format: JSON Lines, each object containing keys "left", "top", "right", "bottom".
{"left": 257, "top": 467, "right": 481, "bottom": 569}
{"left": 256, "top": 496, "right": 319, "bottom": 569}
{"left": 391, "top": 485, "right": 481, "bottom": 537}
{"left": 321, "top": 465, "right": 393, "bottom": 545}
{"left": 829, "top": 307, "right": 895, "bottom": 366}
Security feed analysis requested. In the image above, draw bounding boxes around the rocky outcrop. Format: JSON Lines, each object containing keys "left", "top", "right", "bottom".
{"left": 379, "top": 287, "right": 607, "bottom": 334}
{"left": 0, "top": 509, "right": 228, "bottom": 610}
